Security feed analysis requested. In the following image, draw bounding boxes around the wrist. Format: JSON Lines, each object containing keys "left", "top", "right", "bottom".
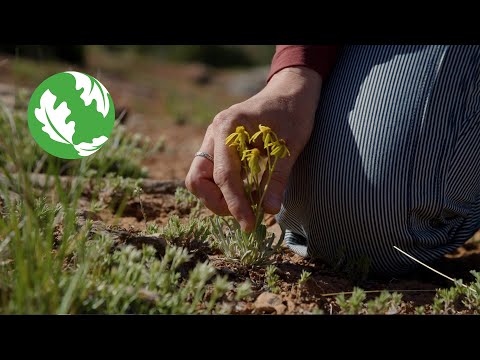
{"left": 268, "top": 66, "right": 322, "bottom": 97}
{"left": 265, "top": 66, "right": 322, "bottom": 105}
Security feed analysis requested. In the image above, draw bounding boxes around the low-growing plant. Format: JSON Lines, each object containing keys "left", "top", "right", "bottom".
{"left": 210, "top": 215, "right": 283, "bottom": 266}
{"left": 366, "top": 291, "right": 403, "bottom": 314}
{"left": 432, "top": 287, "right": 461, "bottom": 315}
{"left": 0, "top": 102, "right": 250, "bottom": 314}
{"left": 335, "top": 289, "right": 403, "bottom": 315}
{"left": 175, "top": 187, "right": 198, "bottom": 208}
{"left": 160, "top": 215, "right": 211, "bottom": 245}
{"left": 308, "top": 307, "right": 325, "bottom": 315}
{"left": 333, "top": 273, "right": 480, "bottom": 314}
{"left": 87, "top": 123, "right": 164, "bottom": 179}
{"left": 298, "top": 270, "right": 312, "bottom": 287}
{"left": 336, "top": 288, "right": 367, "bottom": 315}
{"left": 235, "top": 280, "right": 253, "bottom": 301}
{"left": 265, "top": 265, "right": 281, "bottom": 294}
{"left": 175, "top": 187, "right": 201, "bottom": 217}
{"left": 461, "top": 272, "right": 480, "bottom": 313}
{"left": 97, "top": 174, "right": 141, "bottom": 214}
{"left": 414, "top": 306, "right": 426, "bottom": 315}
{"left": 210, "top": 124, "right": 289, "bottom": 266}
{"left": 76, "top": 238, "right": 244, "bottom": 314}
{"left": 145, "top": 222, "right": 160, "bottom": 235}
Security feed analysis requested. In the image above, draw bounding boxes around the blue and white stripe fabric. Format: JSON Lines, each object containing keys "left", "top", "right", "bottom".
{"left": 277, "top": 45, "right": 480, "bottom": 275}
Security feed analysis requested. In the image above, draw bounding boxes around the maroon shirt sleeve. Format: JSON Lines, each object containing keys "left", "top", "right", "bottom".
{"left": 267, "top": 45, "right": 340, "bottom": 82}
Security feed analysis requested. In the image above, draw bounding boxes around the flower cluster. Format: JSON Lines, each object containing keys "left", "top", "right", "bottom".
{"left": 226, "top": 124, "right": 290, "bottom": 175}
{"left": 225, "top": 124, "right": 290, "bottom": 221}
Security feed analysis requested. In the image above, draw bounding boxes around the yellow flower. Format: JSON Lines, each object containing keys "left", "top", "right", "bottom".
{"left": 241, "top": 148, "right": 261, "bottom": 175}
{"left": 251, "top": 124, "right": 278, "bottom": 149}
{"left": 225, "top": 126, "right": 251, "bottom": 152}
{"left": 270, "top": 139, "right": 290, "bottom": 159}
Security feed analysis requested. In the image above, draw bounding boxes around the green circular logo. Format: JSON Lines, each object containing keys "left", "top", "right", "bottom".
{"left": 28, "top": 71, "right": 115, "bottom": 159}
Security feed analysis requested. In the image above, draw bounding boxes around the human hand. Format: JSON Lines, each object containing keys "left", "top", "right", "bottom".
{"left": 185, "top": 67, "right": 323, "bottom": 232}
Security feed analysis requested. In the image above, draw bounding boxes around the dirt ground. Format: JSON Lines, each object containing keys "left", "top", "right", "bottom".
{"left": 112, "top": 111, "right": 480, "bottom": 314}
{"left": 95, "top": 174, "right": 480, "bottom": 314}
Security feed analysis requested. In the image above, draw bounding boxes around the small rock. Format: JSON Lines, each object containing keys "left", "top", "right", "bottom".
{"left": 254, "top": 292, "right": 286, "bottom": 314}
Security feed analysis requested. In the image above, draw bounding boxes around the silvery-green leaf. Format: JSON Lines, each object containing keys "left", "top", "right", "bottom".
{"left": 73, "top": 135, "right": 108, "bottom": 156}
{"left": 34, "top": 89, "right": 75, "bottom": 145}
{"left": 66, "top": 71, "right": 110, "bottom": 118}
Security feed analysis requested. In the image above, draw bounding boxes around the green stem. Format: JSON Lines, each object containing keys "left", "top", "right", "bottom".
{"left": 254, "top": 151, "right": 279, "bottom": 230}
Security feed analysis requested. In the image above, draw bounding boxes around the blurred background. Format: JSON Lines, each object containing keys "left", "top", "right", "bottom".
{"left": 0, "top": 45, "right": 275, "bottom": 180}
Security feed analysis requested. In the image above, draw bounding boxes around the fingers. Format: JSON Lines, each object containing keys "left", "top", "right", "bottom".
{"left": 212, "top": 116, "right": 255, "bottom": 233}
{"left": 260, "top": 155, "right": 296, "bottom": 214}
{"left": 185, "top": 126, "right": 230, "bottom": 216}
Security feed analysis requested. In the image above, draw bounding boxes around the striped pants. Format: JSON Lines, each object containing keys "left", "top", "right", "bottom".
{"left": 277, "top": 45, "right": 480, "bottom": 275}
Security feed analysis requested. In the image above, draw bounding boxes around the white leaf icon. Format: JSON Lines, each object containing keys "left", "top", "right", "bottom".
{"left": 66, "top": 71, "right": 110, "bottom": 118}
{"left": 34, "top": 89, "right": 75, "bottom": 145}
{"left": 73, "top": 136, "right": 108, "bottom": 156}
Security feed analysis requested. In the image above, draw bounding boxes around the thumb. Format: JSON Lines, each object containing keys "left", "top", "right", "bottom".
{"left": 260, "top": 156, "right": 296, "bottom": 214}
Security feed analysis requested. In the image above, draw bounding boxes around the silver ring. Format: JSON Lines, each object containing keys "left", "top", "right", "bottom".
{"left": 195, "top": 151, "right": 214, "bottom": 163}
